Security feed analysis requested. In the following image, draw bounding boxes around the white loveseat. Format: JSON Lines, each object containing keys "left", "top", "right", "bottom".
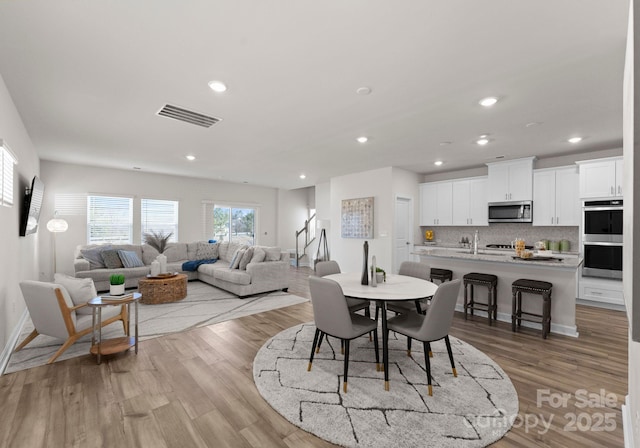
{"left": 73, "top": 241, "right": 289, "bottom": 297}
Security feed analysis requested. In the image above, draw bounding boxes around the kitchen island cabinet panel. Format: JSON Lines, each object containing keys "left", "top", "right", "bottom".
{"left": 414, "top": 248, "right": 581, "bottom": 337}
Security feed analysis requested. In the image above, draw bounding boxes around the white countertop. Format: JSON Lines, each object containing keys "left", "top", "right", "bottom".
{"left": 413, "top": 247, "right": 583, "bottom": 270}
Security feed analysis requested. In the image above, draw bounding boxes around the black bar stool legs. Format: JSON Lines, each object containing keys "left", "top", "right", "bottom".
{"left": 511, "top": 279, "right": 553, "bottom": 339}
{"left": 463, "top": 273, "right": 498, "bottom": 325}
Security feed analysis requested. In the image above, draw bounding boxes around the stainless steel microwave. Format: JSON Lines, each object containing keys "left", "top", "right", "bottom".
{"left": 488, "top": 201, "right": 533, "bottom": 223}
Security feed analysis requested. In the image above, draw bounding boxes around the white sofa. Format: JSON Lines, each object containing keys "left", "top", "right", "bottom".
{"left": 73, "top": 241, "right": 289, "bottom": 297}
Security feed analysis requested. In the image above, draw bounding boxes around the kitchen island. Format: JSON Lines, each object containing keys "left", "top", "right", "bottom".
{"left": 413, "top": 248, "right": 583, "bottom": 337}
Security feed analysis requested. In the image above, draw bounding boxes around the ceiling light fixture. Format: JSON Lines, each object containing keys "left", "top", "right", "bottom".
{"left": 525, "top": 121, "right": 543, "bottom": 128}
{"left": 439, "top": 141, "right": 452, "bottom": 146}
{"left": 357, "top": 136, "right": 368, "bottom": 143}
{"left": 479, "top": 97, "right": 498, "bottom": 107}
{"left": 356, "top": 86, "right": 372, "bottom": 95}
{"left": 568, "top": 137, "right": 583, "bottom": 144}
{"left": 208, "top": 80, "right": 227, "bottom": 93}
{"left": 434, "top": 161, "right": 443, "bottom": 166}
{"left": 476, "top": 135, "right": 490, "bottom": 146}
{"left": 299, "top": 174, "right": 306, "bottom": 179}
{"left": 186, "top": 155, "right": 196, "bottom": 161}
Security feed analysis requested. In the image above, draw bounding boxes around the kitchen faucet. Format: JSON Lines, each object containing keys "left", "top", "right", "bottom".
{"left": 473, "top": 230, "right": 479, "bottom": 255}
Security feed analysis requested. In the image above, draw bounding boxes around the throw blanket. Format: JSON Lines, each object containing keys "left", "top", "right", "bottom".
{"left": 182, "top": 258, "right": 217, "bottom": 272}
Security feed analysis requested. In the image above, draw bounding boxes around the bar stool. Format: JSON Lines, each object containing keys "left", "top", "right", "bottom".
{"left": 511, "top": 279, "right": 552, "bottom": 339}
{"left": 463, "top": 273, "right": 498, "bottom": 325}
{"left": 430, "top": 268, "right": 453, "bottom": 284}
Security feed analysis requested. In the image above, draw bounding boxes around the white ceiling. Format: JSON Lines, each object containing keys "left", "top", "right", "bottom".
{"left": 0, "top": 1, "right": 630, "bottom": 190}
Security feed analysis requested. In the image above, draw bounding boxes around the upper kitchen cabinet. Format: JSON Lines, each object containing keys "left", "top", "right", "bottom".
{"left": 486, "top": 157, "right": 535, "bottom": 202}
{"left": 420, "top": 181, "right": 452, "bottom": 226}
{"left": 577, "top": 157, "right": 623, "bottom": 198}
{"left": 533, "top": 166, "right": 579, "bottom": 226}
{"left": 452, "top": 177, "right": 488, "bottom": 226}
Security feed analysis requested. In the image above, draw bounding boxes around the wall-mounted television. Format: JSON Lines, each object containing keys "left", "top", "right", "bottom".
{"left": 20, "top": 176, "right": 45, "bottom": 236}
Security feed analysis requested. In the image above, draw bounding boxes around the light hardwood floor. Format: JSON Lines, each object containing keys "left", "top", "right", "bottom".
{"left": 0, "top": 267, "right": 628, "bottom": 447}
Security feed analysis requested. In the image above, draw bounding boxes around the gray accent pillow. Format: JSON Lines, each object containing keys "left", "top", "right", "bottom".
{"left": 263, "top": 246, "right": 282, "bottom": 262}
{"left": 196, "top": 242, "right": 219, "bottom": 260}
{"left": 101, "top": 249, "right": 124, "bottom": 269}
{"left": 118, "top": 250, "right": 144, "bottom": 268}
{"left": 239, "top": 247, "right": 254, "bottom": 270}
{"left": 251, "top": 247, "right": 266, "bottom": 263}
{"left": 54, "top": 273, "right": 97, "bottom": 315}
{"left": 80, "top": 245, "right": 111, "bottom": 269}
{"left": 229, "top": 248, "right": 244, "bottom": 269}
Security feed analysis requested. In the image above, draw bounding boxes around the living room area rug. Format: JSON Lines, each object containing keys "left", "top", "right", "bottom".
{"left": 6, "top": 280, "right": 308, "bottom": 374}
{"left": 254, "top": 322, "right": 518, "bottom": 448}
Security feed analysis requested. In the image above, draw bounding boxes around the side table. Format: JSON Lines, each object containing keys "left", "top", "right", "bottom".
{"left": 88, "top": 292, "right": 141, "bottom": 364}
{"left": 138, "top": 273, "right": 187, "bottom": 304}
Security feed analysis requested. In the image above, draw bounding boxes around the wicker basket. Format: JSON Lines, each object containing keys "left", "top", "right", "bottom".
{"left": 139, "top": 274, "right": 187, "bottom": 304}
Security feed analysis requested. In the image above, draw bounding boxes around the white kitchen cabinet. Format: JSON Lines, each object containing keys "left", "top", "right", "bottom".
{"left": 452, "top": 177, "right": 488, "bottom": 226}
{"left": 487, "top": 157, "right": 535, "bottom": 202}
{"left": 533, "top": 166, "right": 579, "bottom": 226}
{"left": 419, "top": 181, "right": 452, "bottom": 226}
{"left": 577, "top": 157, "right": 623, "bottom": 198}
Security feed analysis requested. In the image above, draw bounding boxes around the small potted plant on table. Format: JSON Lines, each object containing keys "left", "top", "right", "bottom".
{"left": 109, "top": 274, "right": 125, "bottom": 296}
{"left": 374, "top": 267, "right": 386, "bottom": 283}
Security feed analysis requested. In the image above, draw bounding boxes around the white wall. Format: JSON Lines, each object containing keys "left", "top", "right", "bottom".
{"left": 624, "top": 1, "right": 639, "bottom": 444}
{"left": 39, "top": 160, "right": 282, "bottom": 278}
{"left": 0, "top": 75, "right": 40, "bottom": 351}
{"left": 330, "top": 167, "right": 394, "bottom": 273}
{"left": 391, "top": 167, "right": 421, "bottom": 252}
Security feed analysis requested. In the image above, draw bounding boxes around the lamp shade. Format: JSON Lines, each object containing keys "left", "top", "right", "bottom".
{"left": 46, "top": 217, "right": 68, "bottom": 233}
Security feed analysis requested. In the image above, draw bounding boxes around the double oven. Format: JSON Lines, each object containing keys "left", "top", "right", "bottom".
{"left": 582, "top": 199, "right": 623, "bottom": 280}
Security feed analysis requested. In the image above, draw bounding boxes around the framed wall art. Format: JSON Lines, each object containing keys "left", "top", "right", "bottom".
{"left": 341, "top": 196, "right": 374, "bottom": 238}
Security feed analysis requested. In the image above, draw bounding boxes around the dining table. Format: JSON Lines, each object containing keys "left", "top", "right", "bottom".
{"left": 324, "top": 272, "right": 438, "bottom": 390}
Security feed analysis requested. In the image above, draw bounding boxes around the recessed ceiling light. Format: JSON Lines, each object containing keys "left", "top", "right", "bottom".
{"left": 434, "top": 161, "right": 443, "bottom": 166}
{"left": 568, "top": 137, "right": 583, "bottom": 144}
{"left": 186, "top": 155, "right": 196, "bottom": 161}
{"left": 479, "top": 96, "right": 498, "bottom": 107}
{"left": 208, "top": 80, "right": 227, "bottom": 93}
{"left": 299, "top": 174, "right": 306, "bottom": 179}
{"left": 356, "top": 86, "right": 372, "bottom": 95}
{"left": 439, "top": 141, "right": 452, "bottom": 146}
{"left": 357, "top": 136, "right": 368, "bottom": 143}
{"left": 525, "top": 121, "right": 543, "bottom": 127}
{"left": 476, "top": 137, "right": 490, "bottom": 146}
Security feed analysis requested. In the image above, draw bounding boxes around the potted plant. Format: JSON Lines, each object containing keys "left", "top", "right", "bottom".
{"left": 109, "top": 274, "right": 125, "bottom": 296}
{"left": 371, "top": 266, "right": 386, "bottom": 283}
{"left": 143, "top": 230, "right": 173, "bottom": 253}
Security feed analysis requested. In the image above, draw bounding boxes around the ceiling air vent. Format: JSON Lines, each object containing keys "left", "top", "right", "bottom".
{"left": 156, "top": 104, "right": 221, "bottom": 128}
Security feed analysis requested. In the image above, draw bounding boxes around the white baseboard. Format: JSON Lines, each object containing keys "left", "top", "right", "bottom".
{"left": 454, "top": 305, "right": 579, "bottom": 338}
{"left": 0, "top": 309, "right": 28, "bottom": 375}
{"left": 622, "top": 395, "right": 636, "bottom": 448}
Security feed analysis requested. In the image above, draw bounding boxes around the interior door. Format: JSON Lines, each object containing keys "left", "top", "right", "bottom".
{"left": 394, "top": 197, "right": 412, "bottom": 273}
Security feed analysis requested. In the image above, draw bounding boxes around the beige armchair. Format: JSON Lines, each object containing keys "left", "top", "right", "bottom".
{"left": 16, "top": 281, "right": 127, "bottom": 364}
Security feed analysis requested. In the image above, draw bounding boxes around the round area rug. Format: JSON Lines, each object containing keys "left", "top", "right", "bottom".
{"left": 253, "top": 322, "right": 518, "bottom": 448}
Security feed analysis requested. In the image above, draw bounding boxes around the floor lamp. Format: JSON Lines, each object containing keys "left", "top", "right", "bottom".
{"left": 46, "top": 212, "right": 68, "bottom": 276}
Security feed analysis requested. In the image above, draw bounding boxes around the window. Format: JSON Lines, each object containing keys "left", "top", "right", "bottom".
{"left": 141, "top": 198, "right": 179, "bottom": 242}
{"left": 0, "top": 140, "right": 17, "bottom": 207}
{"left": 214, "top": 205, "right": 255, "bottom": 245}
{"left": 87, "top": 195, "right": 133, "bottom": 244}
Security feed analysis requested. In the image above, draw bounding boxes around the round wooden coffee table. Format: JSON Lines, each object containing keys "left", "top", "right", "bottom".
{"left": 138, "top": 273, "right": 188, "bottom": 304}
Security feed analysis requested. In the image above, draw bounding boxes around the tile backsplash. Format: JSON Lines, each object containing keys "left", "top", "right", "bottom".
{"left": 419, "top": 224, "right": 580, "bottom": 253}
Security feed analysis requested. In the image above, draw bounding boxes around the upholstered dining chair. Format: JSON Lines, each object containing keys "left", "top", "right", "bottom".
{"left": 375, "top": 261, "right": 431, "bottom": 321}
{"left": 16, "top": 281, "right": 128, "bottom": 364}
{"left": 386, "top": 279, "right": 462, "bottom": 396}
{"left": 307, "top": 276, "right": 379, "bottom": 392}
{"left": 314, "top": 260, "right": 373, "bottom": 349}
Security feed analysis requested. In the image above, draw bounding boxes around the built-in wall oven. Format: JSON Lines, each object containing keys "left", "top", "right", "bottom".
{"left": 582, "top": 199, "right": 623, "bottom": 279}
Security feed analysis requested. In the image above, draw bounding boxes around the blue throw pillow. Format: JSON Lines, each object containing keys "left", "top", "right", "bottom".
{"left": 208, "top": 239, "right": 217, "bottom": 244}
{"left": 118, "top": 250, "right": 144, "bottom": 268}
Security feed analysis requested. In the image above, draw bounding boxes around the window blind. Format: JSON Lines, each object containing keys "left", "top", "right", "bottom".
{"left": 1, "top": 146, "right": 16, "bottom": 207}
{"left": 87, "top": 195, "right": 133, "bottom": 244}
{"left": 141, "top": 198, "right": 179, "bottom": 242}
